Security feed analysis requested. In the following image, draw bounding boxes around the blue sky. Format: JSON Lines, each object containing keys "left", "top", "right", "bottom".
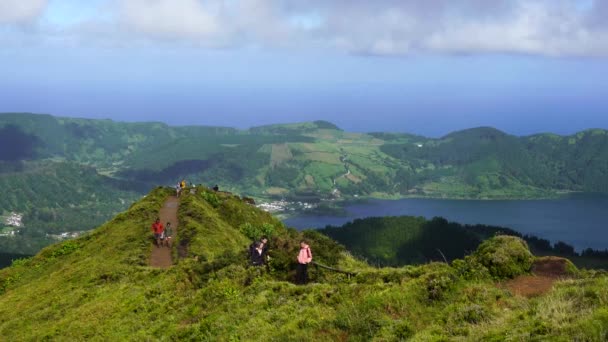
{"left": 1, "top": 0, "right": 607, "bottom": 137}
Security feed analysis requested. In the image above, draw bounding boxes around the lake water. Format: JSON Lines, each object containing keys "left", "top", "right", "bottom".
{"left": 283, "top": 194, "right": 608, "bottom": 251}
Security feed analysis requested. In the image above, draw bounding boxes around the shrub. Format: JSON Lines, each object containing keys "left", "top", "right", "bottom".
{"left": 472, "top": 236, "right": 534, "bottom": 279}
{"left": 420, "top": 263, "right": 458, "bottom": 301}
{"left": 393, "top": 320, "right": 415, "bottom": 340}
{"left": 452, "top": 256, "right": 491, "bottom": 280}
{"left": 50, "top": 241, "right": 81, "bottom": 258}
{"left": 238, "top": 222, "right": 276, "bottom": 241}
{"left": 200, "top": 190, "right": 220, "bottom": 208}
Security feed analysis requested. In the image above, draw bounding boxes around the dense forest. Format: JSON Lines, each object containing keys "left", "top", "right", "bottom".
{"left": 320, "top": 216, "right": 608, "bottom": 269}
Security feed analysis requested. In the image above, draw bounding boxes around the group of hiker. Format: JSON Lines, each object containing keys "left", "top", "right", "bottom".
{"left": 175, "top": 180, "right": 187, "bottom": 197}
{"left": 150, "top": 218, "right": 173, "bottom": 248}
{"left": 156, "top": 181, "right": 314, "bottom": 284}
{"left": 248, "top": 236, "right": 313, "bottom": 284}
{"left": 151, "top": 217, "right": 313, "bottom": 284}
{"left": 176, "top": 180, "right": 220, "bottom": 197}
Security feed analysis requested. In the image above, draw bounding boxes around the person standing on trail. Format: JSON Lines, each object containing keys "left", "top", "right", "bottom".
{"left": 249, "top": 236, "right": 269, "bottom": 265}
{"left": 175, "top": 182, "right": 181, "bottom": 197}
{"left": 296, "top": 240, "right": 313, "bottom": 284}
{"left": 250, "top": 241, "right": 265, "bottom": 267}
{"left": 151, "top": 218, "right": 164, "bottom": 247}
{"left": 163, "top": 222, "right": 173, "bottom": 248}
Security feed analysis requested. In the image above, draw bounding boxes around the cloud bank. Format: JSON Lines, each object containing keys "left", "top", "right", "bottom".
{"left": 3, "top": 0, "right": 608, "bottom": 57}
{"left": 0, "top": 0, "right": 48, "bottom": 24}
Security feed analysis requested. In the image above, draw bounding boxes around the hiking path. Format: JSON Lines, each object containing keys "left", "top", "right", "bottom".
{"left": 503, "top": 257, "right": 573, "bottom": 297}
{"left": 150, "top": 196, "right": 179, "bottom": 268}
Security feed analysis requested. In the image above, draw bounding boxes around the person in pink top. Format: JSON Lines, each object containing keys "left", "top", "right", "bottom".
{"left": 296, "top": 240, "right": 312, "bottom": 284}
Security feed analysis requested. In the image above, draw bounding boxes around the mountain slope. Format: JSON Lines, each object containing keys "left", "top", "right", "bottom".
{"left": 3, "top": 112, "right": 608, "bottom": 257}
{"left": 1, "top": 187, "right": 607, "bottom": 340}
{"left": 4, "top": 112, "right": 608, "bottom": 201}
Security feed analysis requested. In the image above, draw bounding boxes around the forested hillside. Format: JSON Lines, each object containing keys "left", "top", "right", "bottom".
{"left": 1, "top": 187, "right": 607, "bottom": 340}
{"left": 320, "top": 216, "right": 608, "bottom": 269}
{"left": 4, "top": 113, "right": 608, "bottom": 201}
{"left": 2, "top": 112, "right": 608, "bottom": 255}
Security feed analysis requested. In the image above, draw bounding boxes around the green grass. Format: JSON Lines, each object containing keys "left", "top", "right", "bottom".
{"left": 1, "top": 187, "right": 608, "bottom": 340}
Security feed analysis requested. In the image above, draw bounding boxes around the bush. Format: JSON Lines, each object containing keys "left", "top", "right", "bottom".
{"left": 238, "top": 222, "right": 276, "bottom": 241}
{"left": 200, "top": 191, "right": 220, "bottom": 208}
{"left": 420, "top": 263, "right": 458, "bottom": 301}
{"left": 50, "top": 241, "right": 81, "bottom": 258}
{"left": 452, "top": 256, "right": 491, "bottom": 280}
{"left": 471, "top": 236, "right": 534, "bottom": 279}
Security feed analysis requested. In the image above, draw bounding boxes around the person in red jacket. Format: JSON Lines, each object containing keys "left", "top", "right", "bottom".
{"left": 151, "top": 218, "right": 164, "bottom": 247}
{"left": 296, "top": 240, "right": 312, "bottom": 284}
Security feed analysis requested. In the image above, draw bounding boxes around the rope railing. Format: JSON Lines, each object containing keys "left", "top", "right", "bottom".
{"left": 312, "top": 261, "right": 358, "bottom": 278}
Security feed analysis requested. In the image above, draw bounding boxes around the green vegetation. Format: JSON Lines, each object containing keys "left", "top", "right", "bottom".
{"left": 0, "top": 188, "right": 607, "bottom": 340}
{"left": 5, "top": 113, "right": 608, "bottom": 204}
{"left": 320, "top": 216, "right": 608, "bottom": 270}
{"left": 0, "top": 160, "right": 141, "bottom": 255}
{"left": 469, "top": 236, "right": 535, "bottom": 279}
{"left": 0, "top": 252, "right": 30, "bottom": 269}
{"left": 3, "top": 112, "right": 608, "bottom": 256}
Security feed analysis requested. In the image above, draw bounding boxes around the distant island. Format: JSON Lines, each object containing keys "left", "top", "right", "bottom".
{"left": 1, "top": 112, "right": 608, "bottom": 255}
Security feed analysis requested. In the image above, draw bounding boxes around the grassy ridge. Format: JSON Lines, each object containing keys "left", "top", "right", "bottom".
{"left": 1, "top": 188, "right": 608, "bottom": 340}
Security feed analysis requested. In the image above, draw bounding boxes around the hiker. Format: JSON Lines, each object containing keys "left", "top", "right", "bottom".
{"left": 250, "top": 241, "right": 265, "bottom": 267}
{"left": 249, "top": 236, "right": 269, "bottom": 264}
{"left": 163, "top": 222, "right": 173, "bottom": 248}
{"left": 296, "top": 240, "right": 313, "bottom": 284}
{"left": 212, "top": 184, "right": 219, "bottom": 192}
{"left": 151, "top": 218, "right": 164, "bottom": 247}
{"left": 175, "top": 182, "right": 181, "bottom": 197}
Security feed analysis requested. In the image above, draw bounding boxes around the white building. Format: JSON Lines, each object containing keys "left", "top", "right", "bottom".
{"left": 5, "top": 212, "right": 23, "bottom": 227}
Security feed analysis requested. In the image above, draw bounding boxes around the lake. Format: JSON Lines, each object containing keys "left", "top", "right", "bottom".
{"left": 283, "top": 194, "right": 608, "bottom": 251}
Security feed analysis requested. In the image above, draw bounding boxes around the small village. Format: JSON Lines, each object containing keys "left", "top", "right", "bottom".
{"left": 256, "top": 200, "right": 317, "bottom": 213}
{"left": 0, "top": 212, "right": 24, "bottom": 237}
{"left": 46, "top": 231, "right": 85, "bottom": 241}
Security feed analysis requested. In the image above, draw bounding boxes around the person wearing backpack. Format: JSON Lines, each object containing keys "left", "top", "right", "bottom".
{"left": 151, "top": 218, "right": 164, "bottom": 247}
{"left": 296, "top": 240, "right": 312, "bottom": 284}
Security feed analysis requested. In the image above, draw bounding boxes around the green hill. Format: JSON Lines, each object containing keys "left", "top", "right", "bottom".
{"left": 2, "top": 112, "right": 608, "bottom": 256}
{"left": 0, "top": 160, "right": 142, "bottom": 255}
{"left": 1, "top": 188, "right": 607, "bottom": 341}
{"left": 4, "top": 112, "right": 608, "bottom": 201}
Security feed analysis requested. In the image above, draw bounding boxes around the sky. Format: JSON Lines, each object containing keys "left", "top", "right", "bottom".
{"left": 1, "top": 0, "right": 608, "bottom": 137}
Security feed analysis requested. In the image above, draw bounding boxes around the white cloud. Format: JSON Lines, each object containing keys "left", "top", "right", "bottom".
{"left": 119, "top": 0, "right": 221, "bottom": 39}
{"left": 302, "top": 0, "right": 608, "bottom": 57}
{"left": 116, "top": 0, "right": 300, "bottom": 47}
{"left": 3, "top": 0, "right": 608, "bottom": 57}
{"left": 0, "top": 0, "right": 48, "bottom": 24}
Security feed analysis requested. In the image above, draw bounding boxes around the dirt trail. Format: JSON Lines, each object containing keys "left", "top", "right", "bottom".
{"left": 150, "top": 196, "right": 179, "bottom": 268}
{"left": 503, "top": 257, "right": 572, "bottom": 297}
